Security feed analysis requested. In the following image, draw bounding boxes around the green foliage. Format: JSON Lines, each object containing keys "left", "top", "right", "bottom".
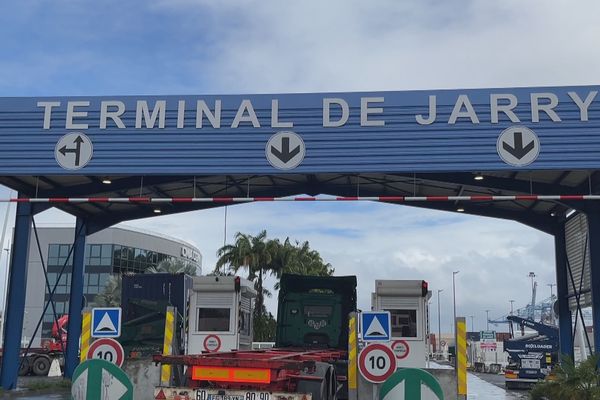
{"left": 530, "top": 354, "right": 600, "bottom": 400}
{"left": 146, "top": 258, "right": 198, "bottom": 275}
{"left": 93, "top": 274, "right": 122, "bottom": 307}
{"left": 253, "top": 304, "right": 277, "bottom": 342}
{"left": 215, "top": 230, "right": 334, "bottom": 341}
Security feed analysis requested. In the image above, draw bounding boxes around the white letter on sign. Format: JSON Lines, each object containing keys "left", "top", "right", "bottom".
{"left": 66, "top": 101, "right": 90, "bottom": 130}
{"left": 136, "top": 100, "right": 166, "bottom": 128}
{"left": 490, "top": 94, "right": 520, "bottom": 123}
{"left": 37, "top": 101, "right": 61, "bottom": 129}
{"left": 271, "top": 99, "right": 293, "bottom": 128}
{"left": 415, "top": 95, "right": 436, "bottom": 125}
{"left": 360, "top": 97, "right": 385, "bottom": 127}
{"left": 196, "top": 100, "right": 221, "bottom": 128}
{"left": 568, "top": 91, "right": 597, "bottom": 122}
{"left": 323, "top": 98, "right": 349, "bottom": 127}
{"left": 449, "top": 95, "right": 479, "bottom": 124}
{"left": 232, "top": 100, "right": 260, "bottom": 128}
{"left": 531, "top": 93, "right": 561, "bottom": 122}
{"left": 100, "top": 101, "right": 126, "bottom": 129}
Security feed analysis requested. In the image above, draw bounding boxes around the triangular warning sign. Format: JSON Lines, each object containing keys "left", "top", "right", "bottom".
{"left": 365, "top": 315, "right": 386, "bottom": 337}
{"left": 155, "top": 389, "right": 167, "bottom": 400}
{"left": 96, "top": 312, "right": 117, "bottom": 333}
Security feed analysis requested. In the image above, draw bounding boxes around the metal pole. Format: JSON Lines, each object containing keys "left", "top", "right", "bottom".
{"left": 548, "top": 283, "right": 556, "bottom": 298}
{"left": 469, "top": 315, "right": 474, "bottom": 332}
{"left": 437, "top": 289, "right": 443, "bottom": 356}
{"left": 509, "top": 300, "right": 515, "bottom": 315}
{"left": 485, "top": 310, "right": 490, "bottom": 330}
{"left": 452, "top": 270, "right": 459, "bottom": 369}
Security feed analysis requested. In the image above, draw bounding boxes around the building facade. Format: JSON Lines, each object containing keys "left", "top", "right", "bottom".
{"left": 20, "top": 225, "right": 202, "bottom": 347}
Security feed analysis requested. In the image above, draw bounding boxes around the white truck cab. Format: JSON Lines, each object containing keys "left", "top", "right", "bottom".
{"left": 187, "top": 275, "right": 256, "bottom": 354}
{"left": 371, "top": 280, "right": 431, "bottom": 368}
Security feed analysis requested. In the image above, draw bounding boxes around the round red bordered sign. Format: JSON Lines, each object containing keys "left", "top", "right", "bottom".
{"left": 391, "top": 339, "right": 410, "bottom": 360}
{"left": 87, "top": 338, "right": 125, "bottom": 367}
{"left": 358, "top": 343, "right": 397, "bottom": 383}
{"left": 203, "top": 334, "right": 222, "bottom": 352}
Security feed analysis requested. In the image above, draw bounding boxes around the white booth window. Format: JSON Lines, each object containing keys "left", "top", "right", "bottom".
{"left": 387, "top": 309, "right": 418, "bottom": 338}
{"left": 197, "top": 308, "right": 230, "bottom": 332}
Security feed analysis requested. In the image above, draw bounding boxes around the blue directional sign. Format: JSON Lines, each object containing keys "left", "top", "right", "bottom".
{"left": 361, "top": 311, "right": 391, "bottom": 342}
{"left": 91, "top": 307, "right": 122, "bottom": 338}
{"left": 0, "top": 86, "right": 599, "bottom": 175}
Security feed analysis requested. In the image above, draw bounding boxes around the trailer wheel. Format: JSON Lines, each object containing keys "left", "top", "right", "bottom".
{"left": 32, "top": 356, "right": 51, "bottom": 376}
{"left": 18, "top": 357, "right": 30, "bottom": 376}
{"left": 297, "top": 362, "right": 334, "bottom": 400}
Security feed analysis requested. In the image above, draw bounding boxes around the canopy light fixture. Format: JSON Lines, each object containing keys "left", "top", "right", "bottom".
{"left": 153, "top": 208, "right": 162, "bottom": 214}
{"left": 457, "top": 207, "right": 465, "bottom": 212}
{"left": 101, "top": 178, "right": 112, "bottom": 185}
{"left": 474, "top": 173, "right": 484, "bottom": 181}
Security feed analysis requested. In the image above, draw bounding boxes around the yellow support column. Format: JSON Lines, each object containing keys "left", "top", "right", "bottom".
{"left": 161, "top": 306, "right": 176, "bottom": 387}
{"left": 79, "top": 309, "right": 91, "bottom": 363}
{"left": 456, "top": 317, "right": 467, "bottom": 398}
{"left": 348, "top": 312, "right": 358, "bottom": 400}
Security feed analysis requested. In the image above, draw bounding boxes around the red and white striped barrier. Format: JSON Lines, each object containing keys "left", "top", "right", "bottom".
{"left": 0, "top": 194, "right": 598, "bottom": 204}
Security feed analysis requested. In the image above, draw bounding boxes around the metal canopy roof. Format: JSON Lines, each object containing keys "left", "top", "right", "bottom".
{"left": 1, "top": 169, "right": 596, "bottom": 235}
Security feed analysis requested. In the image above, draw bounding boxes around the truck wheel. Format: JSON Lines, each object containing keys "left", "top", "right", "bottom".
{"left": 32, "top": 356, "right": 51, "bottom": 376}
{"left": 18, "top": 358, "right": 30, "bottom": 376}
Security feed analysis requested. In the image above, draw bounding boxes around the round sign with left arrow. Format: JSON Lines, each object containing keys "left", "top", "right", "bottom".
{"left": 265, "top": 131, "right": 305, "bottom": 170}
{"left": 55, "top": 132, "right": 93, "bottom": 170}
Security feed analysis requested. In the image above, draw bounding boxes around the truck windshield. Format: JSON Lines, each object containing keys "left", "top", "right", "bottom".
{"left": 197, "top": 308, "right": 230, "bottom": 332}
{"left": 304, "top": 305, "right": 333, "bottom": 318}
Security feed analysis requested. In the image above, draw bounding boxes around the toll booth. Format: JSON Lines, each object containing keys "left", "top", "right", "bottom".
{"left": 188, "top": 276, "right": 256, "bottom": 354}
{"left": 371, "top": 280, "right": 431, "bottom": 368}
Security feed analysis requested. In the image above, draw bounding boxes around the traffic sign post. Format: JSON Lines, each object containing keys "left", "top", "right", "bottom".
{"left": 71, "top": 359, "right": 133, "bottom": 400}
{"left": 87, "top": 338, "right": 125, "bottom": 368}
{"left": 361, "top": 311, "right": 391, "bottom": 342}
{"left": 91, "top": 307, "right": 122, "bottom": 338}
{"left": 358, "top": 343, "right": 396, "bottom": 384}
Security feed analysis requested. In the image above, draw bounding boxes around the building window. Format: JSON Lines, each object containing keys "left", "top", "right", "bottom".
{"left": 386, "top": 309, "right": 418, "bottom": 338}
{"left": 197, "top": 308, "right": 230, "bottom": 332}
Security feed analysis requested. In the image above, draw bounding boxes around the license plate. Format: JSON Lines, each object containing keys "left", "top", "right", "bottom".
{"left": 155, "top": 388, "right": 311, "bottom": 400}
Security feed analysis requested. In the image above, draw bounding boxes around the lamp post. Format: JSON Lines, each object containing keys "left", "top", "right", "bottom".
{"left": 548, "top": 283, "right": 556, "bottom": 299}
{"left": 485, "top": 310, "right": 490, "bottom": 331}
{"left": 452, "top": 270, "right": 459, "bottom": 368}
{"left": 509, "top": 300, "right": 515, "bottom": 315}
{"left": 437, "top": 289, "right": 443, "bottom": 356}
{"left": 469, "top": 315, "right": 474, "bottom": 332}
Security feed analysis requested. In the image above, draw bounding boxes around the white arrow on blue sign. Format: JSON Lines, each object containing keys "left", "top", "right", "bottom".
{"left": 91, "top": 307, "right": 122, "bottom": 338}
{"left": 361, "top": 311, "right": 391, "bottom": 341}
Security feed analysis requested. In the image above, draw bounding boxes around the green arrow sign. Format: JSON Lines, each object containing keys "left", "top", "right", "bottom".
{"left": 380, "top": 368, "right": 444, "bottom": 400}
{"left": 71, "top": 359, "right": 133, "bottom": 400}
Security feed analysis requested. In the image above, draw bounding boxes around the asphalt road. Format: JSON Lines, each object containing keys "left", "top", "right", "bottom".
{"left": 471, "top": 372, "right": 530, "bottom": 399}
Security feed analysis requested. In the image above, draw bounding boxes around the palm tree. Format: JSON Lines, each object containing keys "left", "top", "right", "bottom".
{"left": 146, "top": 258, "right": 198, "bottom": 275}
{"left": 93, "top": 275, "right": 122, "bottom": 307}
{"left": 271, "top": 239, "right": 334, "bottom": 289}
{"left": 215, "top": 230, "right": 278, "bottom": 317}
{"left": 530, "top": 354, "right": 600, "bottom": 400}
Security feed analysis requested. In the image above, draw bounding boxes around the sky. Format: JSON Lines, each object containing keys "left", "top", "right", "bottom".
{"left": 1, "top": 0, "right": 599, "bottom": 334}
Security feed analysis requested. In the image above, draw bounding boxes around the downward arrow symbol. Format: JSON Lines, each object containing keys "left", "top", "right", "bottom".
{"left": 271, "top": 137, "right": 301, "bottom": 163}
{"left": 502, "top": 131, "right": 535, "bottom": 160}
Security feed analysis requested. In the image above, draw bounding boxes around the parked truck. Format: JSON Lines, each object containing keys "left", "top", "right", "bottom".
{"left": 153, "top": 273, "right": 357, "bottom": 400}
{"left": 503, "top": 315, "right": 559, "bottom": 389}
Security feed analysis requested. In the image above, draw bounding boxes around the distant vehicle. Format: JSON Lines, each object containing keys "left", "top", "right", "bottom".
{"left": 503, "top": 315, "right": 559, "bottom": 390}
{"left": 154, "top": 273, "right": 357, "bottom": 400}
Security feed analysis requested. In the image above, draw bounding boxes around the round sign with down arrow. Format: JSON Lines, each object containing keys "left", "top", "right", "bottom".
{"left": 496, "top": 126, "right": 540, "bottom": 167}
{"left": 265, "top": 131, "right": 305, "bottom": 170}
{"left": 55, "top": 132, "right": 93, "bottom": 170}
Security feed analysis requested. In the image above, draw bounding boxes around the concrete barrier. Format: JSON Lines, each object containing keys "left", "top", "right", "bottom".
{"left": 123, "top": 357, "right": 161, "bottom": 399}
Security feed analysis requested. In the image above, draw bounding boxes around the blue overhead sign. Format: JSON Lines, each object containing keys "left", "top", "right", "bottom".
{"left": 361, "top": 311, "right": 391, "bottom": 342}
{"left": 0, "top": 85, "right": 598, "bottom": 175}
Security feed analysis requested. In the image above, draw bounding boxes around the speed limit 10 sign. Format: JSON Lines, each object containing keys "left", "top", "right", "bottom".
{"left": 87, "top": 338, "right": 125, "bottom": 367}
{"left": 358, "top": 343, "right": 397, "bottom": 383}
